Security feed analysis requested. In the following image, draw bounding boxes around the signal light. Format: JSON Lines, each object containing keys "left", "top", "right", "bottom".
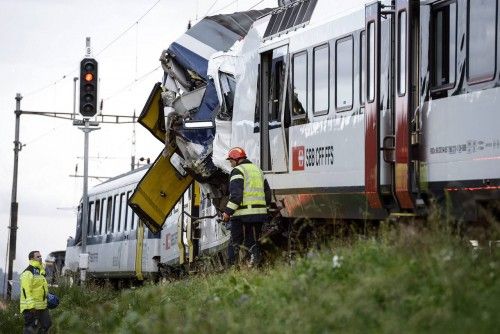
{"left": 84, "top": 73, "right": 94, "bottom": 82}
{"left": 79, "top": 58, "right": 98, "bottom": 118}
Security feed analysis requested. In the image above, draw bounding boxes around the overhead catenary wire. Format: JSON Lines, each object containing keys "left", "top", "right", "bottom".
{"left": 208, "top": 0, "right": 239, "bottom": 15}
{"left": 23, "top": 0, "right": 164, "bottom": 99}
{"left": 102, "top": 65, "right": 161, "bottom": 102}
{"left": 96, "top": 0, "right": 162, "bottom": 57}
{"left": 194, "top": 0, "right": 268, "bottom": 25}
{"left": 23, "top": 125, "right": 65, "bottom": 146}
{"left": 248, "top": 0, "right": 266, "bottom": 10}
{"left": 204, "top": 0, "right": 219, "bottom": 17}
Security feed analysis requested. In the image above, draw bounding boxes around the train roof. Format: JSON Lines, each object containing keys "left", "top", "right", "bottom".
{"left": 87, "top": 165, "right": 150, "bottom": 197}
{"left": 259, "top": 0, "right": 368, "bottom": 47}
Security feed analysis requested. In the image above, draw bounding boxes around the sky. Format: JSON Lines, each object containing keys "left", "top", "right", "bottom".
{"left": 0, "top": 0, "right": 282, "bottom": 294}
{"left": 0, "top": 0, "right": 371, "bottom": 295}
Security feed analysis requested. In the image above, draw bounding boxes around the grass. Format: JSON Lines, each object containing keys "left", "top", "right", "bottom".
{"left": 1, "top": 221, "right": 499, "bottom": 333}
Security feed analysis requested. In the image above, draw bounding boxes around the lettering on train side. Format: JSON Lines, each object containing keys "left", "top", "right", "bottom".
{"left": 429, "top": 139, "right": 500, "bottom": 155}
{"left": 292, "top": 145, "right": 335, "bottom": 170}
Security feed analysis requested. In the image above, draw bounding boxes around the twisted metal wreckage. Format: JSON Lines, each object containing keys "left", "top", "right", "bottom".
{"left": 129, "top": 8, "right": 273, "bottom": 233}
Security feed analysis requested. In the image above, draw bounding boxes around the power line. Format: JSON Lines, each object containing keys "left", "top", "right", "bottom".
{"left": 205, "top": 0, "right": 219, "bottom": 17}
{"left": 24, "top": 0, "right": 164, "bottom": 99}
{"left": 24, "top": 125, "right": 65, "bottom": 146}
{"left": 208, "top": 0, "right": 269, "bottom": 17}
{"left": 102, "top": 65, "right": 161, "bottom": 102}
{"left": 248, "top": 0, "right": 266, "bottom": 10}
{"left": 96, "top": 0, "right": 162, "bottom": 57}
{"left": 209, "top": 0, "right": 238, "bottom": 15}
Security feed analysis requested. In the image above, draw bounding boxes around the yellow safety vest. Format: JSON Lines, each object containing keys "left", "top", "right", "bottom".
{"left": 232, "top": 163, "right": 267, "bottom": 217}
{"left": 19, "top": 260, "right": 48, "bottom": 313}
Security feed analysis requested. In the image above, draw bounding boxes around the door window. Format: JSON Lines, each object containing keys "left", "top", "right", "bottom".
{"left": 336, "top": 36, "right": 354, "bottom": 111}
{"left": 431, "top": 2, "right": 457, "bottom": 88}
{"left": 468, "top": 0, "right": 497, "bottom": 83}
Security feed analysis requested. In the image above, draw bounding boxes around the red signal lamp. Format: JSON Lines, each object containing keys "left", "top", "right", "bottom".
{"left": 84, "top": 73, "right": 94, "bottom": 82}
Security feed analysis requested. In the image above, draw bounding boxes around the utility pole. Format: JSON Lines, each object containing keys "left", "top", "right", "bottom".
{"left": 2, "top": 38, "right": 136, "bottom": 295}
{"left": 6, "top": 93, "right": 22, "bottom": 300}
{"left": 75, "top": 118, "right": 100, "bottom": 256}
{"left": 74, "top": 37, "right": 101, "bottom": 287}
{"left": 131, "top": 111, "right": 136, "bottom": 171}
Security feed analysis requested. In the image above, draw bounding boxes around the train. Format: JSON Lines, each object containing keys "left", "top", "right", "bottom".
{"left": 131, "top": 0, "right": 500, "bottom": 230}
{"left": 63, "top": 166, "right": 229, "bottom": 283}
{"left": 65, "top": 0, "right": 500, "bottom": 281}
{"left": 63, "top": 8, "right": 272, "bottom": 283}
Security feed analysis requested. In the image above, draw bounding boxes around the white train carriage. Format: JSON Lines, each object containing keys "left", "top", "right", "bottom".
{"left": 127, "top": 0, "right": 499, "bottom": 236}
{"left": 64, "top": 166, "right": 159, "bottom": 280}
{"left": 207, "top": 0, "right": 500, "bottom": 222}
{"left": 64, "top": 165, "right": 228, "bottom": 282}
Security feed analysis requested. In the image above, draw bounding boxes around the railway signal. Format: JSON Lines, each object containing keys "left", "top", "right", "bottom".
{"left": 79, "top": 58, "right": 98, "bottom": 118}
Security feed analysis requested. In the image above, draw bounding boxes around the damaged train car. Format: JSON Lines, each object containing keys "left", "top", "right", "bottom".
{"left": 132, "top": 0, "right": 500, "bottom": 235}
{"left": 129, "top": 8, "right": 274, "bottom": 233}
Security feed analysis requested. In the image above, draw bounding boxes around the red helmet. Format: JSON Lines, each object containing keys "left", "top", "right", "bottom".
{"left": 227, "top": 147, "right": 247, "bottom": 160}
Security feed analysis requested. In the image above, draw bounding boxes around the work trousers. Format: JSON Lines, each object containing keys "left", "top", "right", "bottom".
{"left": 23, "top": 308, "right": 52, "bottom": 334}
{"left": 227, "top": 217, "right": 264, "bottom": 267}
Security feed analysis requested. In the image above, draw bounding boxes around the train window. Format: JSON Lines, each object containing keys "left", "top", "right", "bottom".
{"left": 105, "top": 196, "right": 113, "bottom": 233}
{"left": 112, "top": 194, "right": 118, "bottom": 233}
{"left": 127, "top": 191, "right": 133, "bottom": 230}
{"left": 313, "top": 44, "right": 329, "bottom": 115}
{"left": 88, "top": 201, "right": 94, "bottom": 236}
{"left": 271, "top": 56, "right": 285, "bottom": 122}
{"left": 398, "top": 11, "right": 407, "bottom": 96}
{"left": 120, "top": 192, "right": 127, "bottom": 232}
{"left": 99, "top": 198, "right": 106, "bottom": 235}
{"left": 254, "top": 64, "right": 261, "bottom": 130}
{"left": 292, "top": 51, "right": 307, "bottom": 118}
{"left": 218, "top": 72, "right": 236, "bottom": 120}
{"left": 170, "top": 153, "right": 187, "bottom": 177}
{"left": 336, "top": 36, "right": 354, "bottom": 111}
{"left": 94, "top": 199, "right": 101, "bottom": 235}
{"left": 367, "top": 22, "right": 375, "bottom": 102}
{"left": 360, "top": 31, "right": 366, "bottom": 105}
{"left": 468, "top": 0, "right": 497, "bottom": 83}
{"left": 134, "top": 214, "right": 140, "bottom": 230}
{"left": 431, "top": 2, "right": 457, "bottom": 88}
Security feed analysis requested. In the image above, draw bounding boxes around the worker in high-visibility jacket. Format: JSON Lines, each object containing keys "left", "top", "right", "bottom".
{"left": 19, "top": 250, "right": 52, "bottom": 333}
{"left": 222, "top": 147, "right": 272, "bottom": 267}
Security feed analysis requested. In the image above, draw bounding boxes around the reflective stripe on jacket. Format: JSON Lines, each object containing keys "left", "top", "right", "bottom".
{"left": 20, "top": 260, "right": 48, "bottom": 313}
{"left": 229, "top": 162, "right": 267, "bottom": 217}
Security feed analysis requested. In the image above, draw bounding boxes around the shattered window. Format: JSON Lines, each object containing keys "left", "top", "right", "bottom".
{"left": 218, "top": 72, "right": 236, "bottom": 121}
{"left": 254, "top": 64, "right": 261, "bottom": 130}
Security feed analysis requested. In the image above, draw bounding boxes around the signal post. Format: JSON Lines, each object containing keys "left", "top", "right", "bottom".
{"left": 73, "top": 38, "right": 100, "bottom": 286}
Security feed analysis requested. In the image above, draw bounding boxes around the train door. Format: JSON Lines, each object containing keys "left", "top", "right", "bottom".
{"left": 365, "top": 0, "right": 419, "bottom": 212}
{"left": 394, "top": 0, "right": 419, "bottom": 210}
{"left": 365, "top": 2, "right": 391, "bottom": 209}
{"left": 259, "top": 45, "right": 289, "bottom": 172}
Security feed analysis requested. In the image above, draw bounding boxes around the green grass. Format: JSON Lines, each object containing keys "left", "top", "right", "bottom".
{"left": 1, "top": 223, "right": 499, "bottom": 333}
